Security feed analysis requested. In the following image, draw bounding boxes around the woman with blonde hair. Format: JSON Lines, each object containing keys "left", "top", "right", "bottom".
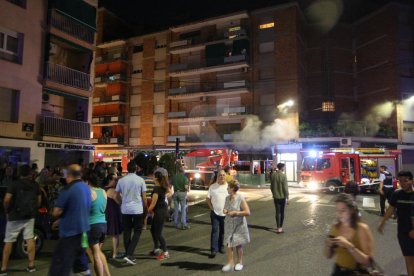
{"left": 325, "top": 193, "right": 375, "bottom": 275}
{"left": 222, "top": 180, "right": 250, "bottom": 272}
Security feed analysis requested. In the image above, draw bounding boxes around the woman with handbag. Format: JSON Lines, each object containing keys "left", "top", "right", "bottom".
{"left": 324, "top": 193, "right": 375, "bottom": 275}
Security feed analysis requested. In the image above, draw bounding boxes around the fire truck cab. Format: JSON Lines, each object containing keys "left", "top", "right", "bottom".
{"left": 300, "top": 149, "right": 399, "bottom": 193}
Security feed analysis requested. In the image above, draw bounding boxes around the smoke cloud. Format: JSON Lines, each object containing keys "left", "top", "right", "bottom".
{"left": 336, "top": 102, "right": 395, "bottom": 136}
{"left": 306, "top": 0, "right": 343, "bottom": 33}
{"left": 232, "top": 115, "right": 299, "bottom": 150}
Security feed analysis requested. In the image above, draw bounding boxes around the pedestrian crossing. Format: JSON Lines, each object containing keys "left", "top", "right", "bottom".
{"left": 255, "top": 194, "right": 380, "bottom": 210}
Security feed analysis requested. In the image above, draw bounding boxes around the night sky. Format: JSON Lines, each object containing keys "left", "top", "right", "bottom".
{"left": 99, "top": 0, "right": 409, "bottom": 35}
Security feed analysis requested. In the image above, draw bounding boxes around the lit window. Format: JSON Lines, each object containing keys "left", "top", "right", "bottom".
{"left": 322, "top": 101, "right": 335, "bottom": 112}
{"left": 259, "top": 22, "right": 275, "bottom": 30}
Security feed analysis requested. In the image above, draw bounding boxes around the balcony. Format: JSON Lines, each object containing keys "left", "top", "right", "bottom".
{"left": 91, "top": 137, "right": 124, "bottom": 145}
{"left": 169, "top": 28, "right": 249, "bottom": 54}
{"left": 168, "top": 106, "right": 249, "bottom": 123}
{"left": 41, "top": 115, "right": 90, "bottom": 140}
{"left": 96, "top": 53, "right": 128, "bottom": 64}
{"left": 92, "top": 115, "right": 125, "bottom": 125}
{"left": 169, "top": 55, "right": 249, "bottom": 77}
{"left": 95, "top": 74, "right": 127, "bottom": 85}
{"left": 93, "top": 95, "right": 126, "bottom": 105}
{"left": 168, "top": 80, "right": 250, "bottom": 99}
{"left": 46, "top": 62, "right": 91, "bottom": 91}
{"left": 50, "top": 10, "right": 95, "bottom": 45}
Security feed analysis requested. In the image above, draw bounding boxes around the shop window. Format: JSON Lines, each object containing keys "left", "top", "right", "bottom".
{"left": 259, "top": 22, "right": 275, "bottom": 30}
{"left": 0, "top": 87, "right": 19, "bottom": 122}
{"left": 0, "top": 27, "right": 23, "bottom": 64}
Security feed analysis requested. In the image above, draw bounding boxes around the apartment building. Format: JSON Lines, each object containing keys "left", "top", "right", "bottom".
{"left": 0, "top": 0, "right": 97, "bottom": 168}
{"left": 95, "top": 1, "right": 414, "bottom": 175}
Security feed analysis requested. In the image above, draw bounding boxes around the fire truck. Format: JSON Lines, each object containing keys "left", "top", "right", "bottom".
{"left": 299, "top": 148, "right": 400, "bottom": 193}
{"left": 183, "top": 148, "right": 238, "bottom": 189}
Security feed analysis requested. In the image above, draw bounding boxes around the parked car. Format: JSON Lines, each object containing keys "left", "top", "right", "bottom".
{"left": 0, "top": 186, "right": 53, "bottom": 258}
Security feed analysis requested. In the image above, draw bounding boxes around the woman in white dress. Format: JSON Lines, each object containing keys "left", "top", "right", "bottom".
{"left": 222, "top": 180, "right": 251, "bottom": 272}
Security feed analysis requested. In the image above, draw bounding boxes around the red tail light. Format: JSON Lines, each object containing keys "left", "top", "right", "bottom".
{"left": 38, "top": 207, "right": 48, "bottom": 215}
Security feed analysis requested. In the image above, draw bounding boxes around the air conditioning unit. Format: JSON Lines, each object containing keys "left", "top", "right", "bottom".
{"left": 340, "top": 137, "right": 352, "bottom": 147}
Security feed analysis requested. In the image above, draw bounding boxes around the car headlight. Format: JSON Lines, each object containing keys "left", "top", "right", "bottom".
{"left": 195, "top": 173, "right": 201, "bottom": 179}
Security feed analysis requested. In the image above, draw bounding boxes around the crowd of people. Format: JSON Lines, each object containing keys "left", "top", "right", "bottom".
{"left": 0, "top": 160, "right": 413, "bottom": 275}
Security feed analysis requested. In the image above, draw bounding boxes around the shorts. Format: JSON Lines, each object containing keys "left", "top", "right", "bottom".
{"left": 88, "top": 223, "right": 106, "bottom": 245}
{"left": 398, "top": 233, "right": 414, "bottom": 256}
{"left": 4, "top": 218, "right": 35, "bottom": 242}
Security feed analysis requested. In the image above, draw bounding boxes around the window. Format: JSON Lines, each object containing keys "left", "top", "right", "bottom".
{"left": 154, "top": 82, "right": 165, "bottom": 92}
{"left": 259, "top": 22, "right": 275, "bottom": 30}
{"left": 0, "top": 27, "right": 23, "bottom": 63}
{"left": 6, "top": 0, "right": 26, "bottom": 8}
{"left": 154, "top": 105, "right": 164, "bottom": 114}
{"left": 132, "top": 67, "right": 142, "bottom": 74}
{"left": 259, "top": 42, "right": 274, "bottom": 53}
{"left": 153, "top": 127, "right": 164, "bottom": 137}
{"left": 133, "top": 44, "right": 143, "bottom": 53}
{"left": 0, "top": 87, "right": 19, "bottom": 122}
{"left": 316, "top": 159, "right": 331, "bottom": 170}
{"left": 155, "top": 61, "right": 166, "bottom": 70}
{"left": 322, "top": 101, "right": 335, "bottom": 112}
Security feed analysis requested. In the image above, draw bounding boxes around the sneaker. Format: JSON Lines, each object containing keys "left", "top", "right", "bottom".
{"left": 25, "top": 266, "right": 36, "bottom": 273}
{"left": 156, "top": 251, "right": 170, "bottom": 260}
{"left": 208, "top": 252, "right": 217, "bottom": 259}
{"left": 181, "top": 225, "right": 190, "bottom": 230}
{"left": 0, "top": 270, "right": 6, "bottom": 276}
{"left": 150, "top": 248, "right": 162, "bottom": 256}
{"left": 113, "top": 252, "right": 126, "bottom": 259}
{"left": 124, "top": 256, "right": 137, "bottom": 265}
{"left": 235, "top": 263, "right": 244, "bottom": 271}
{"left": 77, "top": 270, "right": 91, "bottom": 276}
{"left": 222, "top": 263, "right": 234, "bottom": 272}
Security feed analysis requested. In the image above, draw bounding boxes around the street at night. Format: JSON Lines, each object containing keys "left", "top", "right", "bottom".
{"left": 3, "top": 187, "right": 406, "bottom": 275}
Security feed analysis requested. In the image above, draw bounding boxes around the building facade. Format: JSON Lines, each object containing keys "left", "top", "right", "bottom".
{"left": 0, "top": 0, "right": 97, "bottom": 168}
{"left": 94, "top": 1, "right": 413, "bottom": 177}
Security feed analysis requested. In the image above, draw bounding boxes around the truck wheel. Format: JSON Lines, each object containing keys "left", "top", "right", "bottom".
{"left": 327, "top": 182, "right": 338, "bottom": 193}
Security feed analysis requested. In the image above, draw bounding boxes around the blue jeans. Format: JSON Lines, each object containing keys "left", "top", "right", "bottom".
{"left": 173, "top": 192, "right": 187, "bottom": 226}
{"left": 48, "top": 234, "right": 89, "bottom": 276}
{"left": 210, "top": 211, "right": 225, "bottom": 253}
{"left": 273, "top": 198, "right": 286, "bottom": 228}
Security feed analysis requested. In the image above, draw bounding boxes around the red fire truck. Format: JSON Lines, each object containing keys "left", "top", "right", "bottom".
{"left": 183, "top": 148, "right": 238, "bottom": 189}
{"left": 299, "top": 148, "right": 400, "bottom": 193}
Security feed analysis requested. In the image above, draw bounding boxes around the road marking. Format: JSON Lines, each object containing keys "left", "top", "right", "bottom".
{"left": 318, "top": 198, "right": 331, "bottom": 204}
{"left": 193, "top": 213, "right": 207, "bottom": 218}
{"left": 362, "top": 197, "right": 376, "bottom": 208}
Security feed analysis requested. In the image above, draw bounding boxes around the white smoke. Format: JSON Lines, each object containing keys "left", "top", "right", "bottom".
{"left": 306, "top": 0, "right": 344, "bottom": 33}
{"left": 232, "top": 115, "right": 298, "bottom": 150}
{"left": 335, "top": 102, "right": 395, "bottom": 136}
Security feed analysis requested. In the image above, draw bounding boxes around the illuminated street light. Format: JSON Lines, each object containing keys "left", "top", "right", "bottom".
{"left": 277, "top": 99, "right": 294, "bottom": 109}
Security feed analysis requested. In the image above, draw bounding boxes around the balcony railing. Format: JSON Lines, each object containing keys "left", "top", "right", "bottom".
{"left": 94, "top": 74, "right": 127, "bottom": 84}
{"left": 170, "top": 28, "right": 248, "bottom": 49}
{"left": 168, "top": 80, "right": 249, "bottom": 95}
{"left": 91, "top": 137, "right": 124, "bottom": 145}
{"left": 169, "top": 55, "right": 248, "bottom": 72}
{"left": 169, "top": 106, "right": 248, "bottom": 120}
{"left": 96, "top": 53, "right": 128, "bottom": 63}
{"left": 92, "top": 115, "right": 125, "bottom": 124}
{"left": 46, "top": 62, "right": 91, "bottom": 91}
{"left": 50, "top": 10, "right": 95, "bottom": 44}
{"left": 93, "top": 95, "right": 126, "bottom": 104}
{"left": 42, "top": 115, "right": 90, "bottom": 140}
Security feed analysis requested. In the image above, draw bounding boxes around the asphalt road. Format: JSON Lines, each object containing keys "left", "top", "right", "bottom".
{"left": 4, "top": 188, "right": 408, "bottom": 276}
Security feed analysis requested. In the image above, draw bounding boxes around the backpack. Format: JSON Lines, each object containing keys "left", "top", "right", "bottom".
{"left": 14, "top": 179, "right": 37, "bottom": 219}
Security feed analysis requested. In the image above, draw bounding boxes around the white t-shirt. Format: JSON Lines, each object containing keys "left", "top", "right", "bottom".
{"left": 207, "top": 182, "right": 228, "bottom": 216}
{"left": 116, "top": 173, "right": 146, "bottom": 215}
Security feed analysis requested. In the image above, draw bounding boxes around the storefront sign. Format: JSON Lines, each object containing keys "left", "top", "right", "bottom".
{"left": 22, "top": 123, "right": 34, "bottom": 132}
{"left": 360, "top": 142, "right": 397, "bottom": 149}
{"left": 301, "top": 141, "right": 340, "bottom": 150}
{"left": 37, "top": 142, "right": 95, "bottom": 151}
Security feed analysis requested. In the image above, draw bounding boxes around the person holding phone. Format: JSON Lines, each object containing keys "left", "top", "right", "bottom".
{"left": 324, "top": 193, "right": 375, "bottom": 275}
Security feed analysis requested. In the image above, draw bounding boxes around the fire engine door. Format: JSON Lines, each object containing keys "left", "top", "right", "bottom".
{"left": 340, "top": 157, "right": 355, "bottom": 183}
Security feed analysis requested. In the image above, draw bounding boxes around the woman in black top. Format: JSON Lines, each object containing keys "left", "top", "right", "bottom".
{"left": 148, "top": 171, "right": 171, "bottom": 260}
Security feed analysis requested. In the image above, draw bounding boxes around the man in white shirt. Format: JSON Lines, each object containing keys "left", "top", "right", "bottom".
{"left": 206, "top": 170, "right": 228, "bottom": 258}
{"left": 115, "top": 162, "right": 147, "bottom": 265}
